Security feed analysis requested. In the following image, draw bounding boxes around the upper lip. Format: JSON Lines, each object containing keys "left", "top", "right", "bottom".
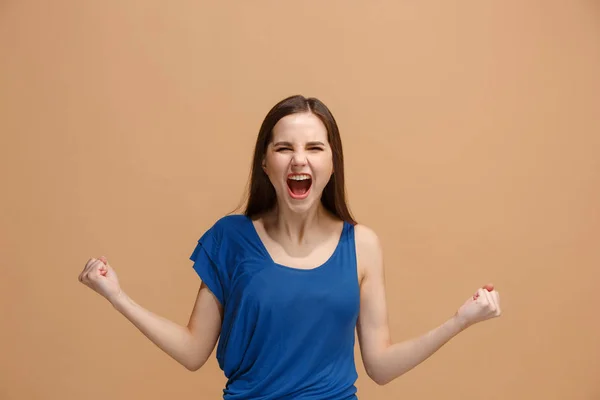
{"left": 287, "top": 173, "right": 312, "bottom": 179}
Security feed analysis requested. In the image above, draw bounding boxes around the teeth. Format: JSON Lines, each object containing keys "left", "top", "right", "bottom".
{"left": 288, "top": 174, "right": 311, "bottom": 181}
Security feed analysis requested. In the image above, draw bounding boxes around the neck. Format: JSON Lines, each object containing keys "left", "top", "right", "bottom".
{"left": 269, "top": 203, "right": 330, "bottom": 244}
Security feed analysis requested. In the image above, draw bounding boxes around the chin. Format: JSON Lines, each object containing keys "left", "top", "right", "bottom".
{"left": 287, "top": 200, "right": 318, "bottom": 214}
{"left": 279, "top": 192, "right": 322, "bottom": 214}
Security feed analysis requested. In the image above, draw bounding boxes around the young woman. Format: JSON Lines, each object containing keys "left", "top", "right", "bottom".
{"left": 78, "top": 95, "right": 501, "bottom": 399}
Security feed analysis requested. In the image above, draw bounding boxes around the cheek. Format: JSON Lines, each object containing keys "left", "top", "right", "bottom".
{"left": 311, "top": 156, "right": 334, "bottom": 178}
{"left": 275, "top": 154, "right": 290, "bottom": 167}
{"left": 265, "top": 154, "right": 288, "bottom": 178}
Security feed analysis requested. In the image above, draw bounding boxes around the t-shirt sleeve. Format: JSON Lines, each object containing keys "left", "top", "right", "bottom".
{"left": 189, "top": 223, "right": 230, "bottom": 306}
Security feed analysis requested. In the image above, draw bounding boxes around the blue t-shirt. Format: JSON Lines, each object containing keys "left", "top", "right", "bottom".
{"left": 189, "top": 214, "right": 360, "bottom": 399}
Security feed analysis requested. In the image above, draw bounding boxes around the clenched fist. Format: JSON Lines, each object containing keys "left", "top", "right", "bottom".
{"left": 455, "top": 284, "right": 501, "bottom": 329}
{"left": 78, "top": 256, "right": 122, "bottom": 304}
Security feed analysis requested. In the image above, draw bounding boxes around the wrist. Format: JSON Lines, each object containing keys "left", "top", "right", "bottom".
{"left": 108, "top": 289, "right": 128, "bottom": 311}
{"left": 450, "top": 313, "right": 470, "bottom": 332}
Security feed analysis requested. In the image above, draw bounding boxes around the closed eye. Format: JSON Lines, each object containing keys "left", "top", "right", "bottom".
{"left": 273, "top": 145, "right": 325, "bottom": 152}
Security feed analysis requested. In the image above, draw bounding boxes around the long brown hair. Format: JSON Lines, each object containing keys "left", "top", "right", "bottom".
{"left": 241, "top": 95, "right": 356, "bottom": 225}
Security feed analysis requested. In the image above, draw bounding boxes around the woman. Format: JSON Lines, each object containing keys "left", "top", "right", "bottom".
{"left": 78, "top": 95, "right": 501, "bottom": 399}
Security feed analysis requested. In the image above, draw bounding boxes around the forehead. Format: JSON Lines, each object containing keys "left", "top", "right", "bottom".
{"left": 271, "top": 112, "right": 328, "bottom": 143}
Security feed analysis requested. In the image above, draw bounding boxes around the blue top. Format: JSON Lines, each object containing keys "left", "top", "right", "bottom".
{"left": 190, "top": 214, "right": 360, "bottom": 399}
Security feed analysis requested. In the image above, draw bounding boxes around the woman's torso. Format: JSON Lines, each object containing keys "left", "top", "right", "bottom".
{"left": 191, "top": 214, "right": 361, "bottom": 399}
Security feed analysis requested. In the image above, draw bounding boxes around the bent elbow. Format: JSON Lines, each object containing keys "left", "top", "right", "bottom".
{"left": 184, "top": 363, "right": 201, "bottom": 372}
{"left": 365, "top": 368, "right": 390, "bottom": 386}
{"left": 182, "top": 356, "right": 208, "bottom": 372}
{"left": 184, "top": 361, "right": 203, "bottom": 372}
{"left": 371, "top": 375, "right": 391, "bottom": 386}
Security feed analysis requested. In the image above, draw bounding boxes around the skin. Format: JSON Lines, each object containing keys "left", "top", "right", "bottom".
{"left": 78, "top": 111, "right": 501, "bottom": 381}
{"left": 256, "top": 112, "right": 341, "bottom": 268}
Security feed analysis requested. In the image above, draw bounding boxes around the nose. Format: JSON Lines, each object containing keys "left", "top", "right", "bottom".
{"left": 291, "top": 151, "right": 307, "bottom": 166}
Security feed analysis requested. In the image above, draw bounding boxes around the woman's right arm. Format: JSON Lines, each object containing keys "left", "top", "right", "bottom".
{"left": 79, "top": 257, "right": 222, "bottom": 371}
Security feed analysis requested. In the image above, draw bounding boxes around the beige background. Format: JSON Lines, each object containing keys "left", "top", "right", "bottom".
{"left": 2, "top": 1, "right": 599, "bottom": 399}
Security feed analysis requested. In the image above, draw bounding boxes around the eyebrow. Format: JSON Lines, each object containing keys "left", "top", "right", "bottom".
{"left": 273, "top": 141, "right": 326, "bottom": 147}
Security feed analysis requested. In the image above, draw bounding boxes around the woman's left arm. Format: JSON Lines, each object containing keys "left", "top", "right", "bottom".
{"left": 355, "top": 225, "right": 501, "bottom": 386}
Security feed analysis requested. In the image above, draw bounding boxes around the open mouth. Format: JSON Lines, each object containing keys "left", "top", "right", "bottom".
{"left": 287, "top": 174, "right": 312, "bottom": 199}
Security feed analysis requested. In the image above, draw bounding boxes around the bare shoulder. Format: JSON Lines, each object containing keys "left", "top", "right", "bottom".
{"left": 354, "top": 224, "right": 384, "bottom": 282}
{"left": 354, "top": 224, "right": 381, "bottom": 249}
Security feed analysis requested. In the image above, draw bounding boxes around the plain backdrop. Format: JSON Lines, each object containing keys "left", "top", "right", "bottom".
{"left": 1, "top": 1, "right": 599, "bottom": 399}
